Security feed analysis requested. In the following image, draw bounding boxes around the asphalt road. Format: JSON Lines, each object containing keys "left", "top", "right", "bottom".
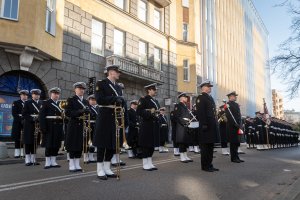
{"left": 1, "top": 146, "right": 300, "bottom": 200}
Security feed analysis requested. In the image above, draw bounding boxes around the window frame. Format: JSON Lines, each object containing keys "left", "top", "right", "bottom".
{"left": 154, "top": 47, "right": 162, "bottom": 71}
{"left": 138, "top": 40, "right": 148, "bottom": 65}
{"left": 114, "top": 0, "right": 126, "bottom": 10}
{"left": 182, "top": 0, "right": 189, "bottom": 8}
{"left": 183, "top": 23, "right": 189, "bottom": 42}
{"left": 114, "top": 29, "right": 125, "bottom": 57}
{"left": 45, "top": 0, "right": 56, "bottom": 36}
{"left": 183, "top": 59, "right": 190, "bottom": 82}
{"left": 153, "top": 9, "right": 161, "bottom": 30}
{"left": 137, "top": 0, "right": 147, "bottom": 22}
{"left": 0, "top": 0, "right": 20, "bottom": 21}
{"left": 91, "top": 18, "right": 105, "bottom": 56}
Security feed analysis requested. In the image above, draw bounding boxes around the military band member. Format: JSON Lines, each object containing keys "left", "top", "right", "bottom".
{"left": 225, "top": 91, "right": 244, "bottom": 163}
{"left": 39, "top": 87, "right": 63, "bottom": 169}
{"left": 158, "top": 107, "right": 169, "bottom": 153}
{"left": 173, "top": 92, "right": 193, "bottom": 163}
{"left": 84, "top": 95, "right": 98, "bottom": 163}
{"left": 127, "top": 100, "right": 139, "bottom": 158}
{"left": 22, "top": 89, "right": 42, "bottom": 166}
{"left": 12, "top": 90, "right": 29, "bottom": 158}
{"left": 218, "top": 104, "right": 230, "bottom": 155}
{"left": 137, "top": 83, "right": 160, "bottom": 171}
{"left": 170, "top": 109, "right": 180, "bottom": 156}
{"left": 94, "top": 65, "right": 126, "bottom": 180}
{"left": 254, "top": 112, "right": 266, "bottom": 150}
{"left": 65, "top": 82, "right": 90, "bottom": 172}
{"left": 195, "top": 81, "right": 219, "bottom": 172}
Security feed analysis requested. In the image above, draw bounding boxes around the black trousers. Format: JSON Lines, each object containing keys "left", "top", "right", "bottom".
{"left": 173, "top": 142, "right": 179, "bottom": 148}
{"left": 25, "top": 144, "right": 35, "bottom": 154}
{"left": 97, "top": 148, "right": 114, "bottom": 162}
{"left": 45, "top": 148, "right": 59, "bottom": 157}
{"left": 15, "top": 141, "right": 23, "bottom": 149}
{"left": 69, "top": 151, "right": 82, "bottom": 159}
{"left": 200, "top": 143, "right": 214, "bottom": 170}
{"left": 179, "top": 143, "right": 187, "bottom": 153}
{"left": 221, "top": 142, "right": 228, "bottom": 148}
{"left": 230, "top": 143, "right": 239, "bottom": 161}
{"left": 141, "top": 147, "right": 154, "bottom": 158}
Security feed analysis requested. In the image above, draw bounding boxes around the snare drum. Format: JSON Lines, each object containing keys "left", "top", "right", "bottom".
{"left": 188, "top": 121, "right": 199, "bottom": 129}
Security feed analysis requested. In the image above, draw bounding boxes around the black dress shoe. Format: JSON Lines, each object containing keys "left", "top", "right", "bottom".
{"left": 120, "top": 162, "right": 126, "bottom": 166}
{"left": 238, "top": 159, "right": 245, "bottom": 162}
{"left": 143, "top": 168, "right": 153, "bottom": 171}
{"left": 44, "top": 166, "right": 51, "bottom": 169}
{"left": 106, "top": 174, "right": 117, "bottom": 178}
{"left": 151, "top": 167, "right": 158, "bottom": 170}
{"left": 51, "top": 165, "right": 61, "bottom": 168}
{"left": 187, "top": 159, "right": 193, "bottom": 162}
{"left": 231, "top": 159, "right": 241, "bottom": 163}
{"left": 14, "top": 156, "right": 20, "bottom": 158}
{"left": 181, "top": 160, "right": 189, "bottom": 163}
{"left": 98, "top": 175, "right": 108, "bottom": 180}
{"left": 33, "top": 162, "right": 40, "bottom": 166}
{"left": 25, "top": 163, "right": 33, "bottom": 166}
{"left": 174, "top": 154, "right": 180, "bottom": 157}
{"left": 211, "top": 167, "right": 219, "bottom": 171}
{"left": 202, "top": 168, "right": 214, "bottom": 172}
{"left": 88, "top": 160, "right": 97, "bottom": 163}
{"left": 69, "top": 169, "right": 77, "bottom": 172}
{"left": 75, "top": 169, "right": 83, "bottom": 172}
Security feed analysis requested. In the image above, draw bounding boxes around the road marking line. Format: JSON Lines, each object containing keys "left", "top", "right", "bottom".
{"left": 0, "top": 155, "right": 200, "bottom": 192}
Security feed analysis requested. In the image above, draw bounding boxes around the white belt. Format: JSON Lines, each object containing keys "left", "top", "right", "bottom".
{"left": 90, "top": 120, "right": 96, "bottom": 123}
{"left": 257, "top": 125, "right": 262, "bottom": 127}
{"left": 161, "top": 124, "right": 167, "bottom": 127}
{"left": 99, "top": 105, "right": 116, "bottom": 109}
{"left": 31, "top": 114, "right": 39, "bottom": 118}
{"left": 18, "top": 114, "right": 22, "bottom": 117}
{"left": 46, "top": 116, "right": 62, "bottom": 119}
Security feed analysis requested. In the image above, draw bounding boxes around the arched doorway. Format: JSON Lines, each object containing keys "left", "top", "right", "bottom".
{"left": 0, "top": 70, "right": 46, "bottom": 139}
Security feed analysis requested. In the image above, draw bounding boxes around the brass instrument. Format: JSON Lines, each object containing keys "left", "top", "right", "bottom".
{"left": 33, "top": 115, "right": 40, "bottom": 165}
{"left": 80, "top": 108, "right": 92, "bottom": 168}
{"left": 218, "top": 112, "right": 227, "bottom": 123}
{"left": 114, "top": 104, "right": 129, "bottom": 180}
{"left": 59, "top": 100, "right": 68, "bottom": 119}
{"left": 146, "top": 108, "right": 160, "bottom": 117}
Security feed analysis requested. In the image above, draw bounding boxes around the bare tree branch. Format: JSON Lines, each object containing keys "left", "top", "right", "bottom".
{"left": 271, "top": 0, "right": 300, "bottom": 99}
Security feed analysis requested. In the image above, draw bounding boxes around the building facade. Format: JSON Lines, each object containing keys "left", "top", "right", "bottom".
{"left": 272, "top": 89, "right": 284, "bottom": 119}
{"left": 284, "top": 110, "right": 300, "bottom": 124}
{"left": 199, "top": 0, "right": 271, "bottom": 116}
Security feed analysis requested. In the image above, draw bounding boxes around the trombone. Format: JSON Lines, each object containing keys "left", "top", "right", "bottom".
{"left": 114, "top": 104, "right": 129, "bottom": 180}
{"left": 79, "top": 108, "right": 92, "bottom": 170}
{"left": 32, "top": 114, "right": 40, "bottom": 165}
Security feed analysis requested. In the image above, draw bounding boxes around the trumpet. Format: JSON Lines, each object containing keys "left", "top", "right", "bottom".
{"left": 146, "top": 108, "right": 160, "bottom": 117}
{"left": 59, "top": 100, "right": 68, "bottom": 119}
{"left": 218, "top": 113, "right": 227, "bottom": 123}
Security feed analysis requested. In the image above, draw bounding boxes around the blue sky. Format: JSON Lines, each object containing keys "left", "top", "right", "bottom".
{"left": 252, "top": 0, "right": 300, "bottom": 112}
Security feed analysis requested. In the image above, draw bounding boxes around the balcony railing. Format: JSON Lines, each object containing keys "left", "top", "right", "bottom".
{"left": 106, "top": 55, "right": 163, "bottom": 84}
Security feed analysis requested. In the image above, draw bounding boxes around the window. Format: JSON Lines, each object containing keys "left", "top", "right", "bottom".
{"left": 154, "top": 9, "right": 161, "bottom": 30}
{"left": 0, "top": 0, "right": 19, "bottom": 20}
{"left": 138, "top": 0, "right": 147, "bottom": 22}
{"left": 139, "top": 41, "right": 147, "bottom": 65}
{"left": 91, "top": 19, "right": 105, "bottom": 56}
{"left": 154, "top": 48, "right": 161, "bottom": 70}
{"left": 45, "top": 0, "right": 56, "bottom": 35}
{"left": 115, "top": 0, "right": 125, "bottom": 10}
{"left": 183, "top": 23, "right": 188, "bottom": 42}
{"left": 182, "top": 0, "right": 189, "bottom": 7}
{"left": 114, "top": 29, "right": 125, "bottom": 57}
{"left": 183, "top": 59, "right": 190, "bottom": 81}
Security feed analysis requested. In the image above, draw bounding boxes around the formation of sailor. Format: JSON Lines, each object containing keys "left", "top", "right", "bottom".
{"left": 173, "top": 92, "right": 193, "bottom": 163}
{"left": 94, "top": 65, "right": 127, "bottom": 180}
{"left": 65, "top": 82, "right": 90, "bottom": 172}
{"left": 127, "top": 100, "right": 140, "bottom": 158}
{"left": 11, "top": 90, "right": 29, "bottom": 158}
{"left": 84, "top": 94, "right": 98, "bottom": 163}
{"left": 195, "top": 81, "right": 219, "bottom": 172}
{"left": 224, "top": 91, "right": 245, "bottom": 163}
{"left": 22, "top": 89, "right": 42, "bottom": 166}
{"left": 137, "top": 83, "right": 160, "bottom": 171}
{"left": 158, "top": 107, "right": 169, "bottom": 153}
{"left": 39, "top": 87, "right": 63, "bottom": 169}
